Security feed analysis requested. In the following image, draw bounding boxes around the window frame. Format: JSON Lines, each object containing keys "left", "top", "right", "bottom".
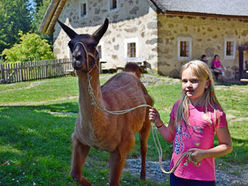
{"left": 109, "top": 0, "right": 119, "bottom": 12}
{"left": 124, "top": 38, "right": 139, "bottom": 59}
{"left": 79, "top": 0, "right": 88, "bottom": 18}
{"left": 68, "top": 45, "right": 72, "bottom": 59}
{"left": 177, "top": 37, "right": 192, "bottom": 61}
{"left": 224, "top": 38, "right": 236, "bottom": 59}
{"left": 97, "top": 41, "right": 105, "bottom": 61}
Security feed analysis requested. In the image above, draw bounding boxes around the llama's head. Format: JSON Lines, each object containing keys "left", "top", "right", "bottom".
{"left": 58, "top": 19, "right": 109, "bottom": 72}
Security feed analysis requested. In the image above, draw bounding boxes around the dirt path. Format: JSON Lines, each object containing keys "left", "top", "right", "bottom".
{"left": 0, "top": 81, "right": 47, "bottom": 93}
{"left": 124, "top": 158, "right": 248, "bottom": 185}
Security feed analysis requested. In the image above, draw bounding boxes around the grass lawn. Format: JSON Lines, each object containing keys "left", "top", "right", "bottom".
{"left": 0, "top": 75, "right": 247, "bottom": 185}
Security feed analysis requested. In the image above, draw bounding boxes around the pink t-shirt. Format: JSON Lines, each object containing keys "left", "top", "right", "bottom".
{"left": 169, "top": 100, "right": 227, "bottom": 181}
{"left": 212, "top": 60, "right": 221, "bottom": 68}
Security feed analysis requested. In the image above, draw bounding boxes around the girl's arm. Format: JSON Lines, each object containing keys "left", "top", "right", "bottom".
{"left": 157, "top": 118, "right": 176, "bottom": 142}
{"left": 149, "top": 108, "right": 176, "bottom": 142}
{"left": 189, "top": 126, "right": 232, "bottom": 162}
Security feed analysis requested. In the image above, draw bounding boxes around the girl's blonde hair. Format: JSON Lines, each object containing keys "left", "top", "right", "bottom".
{"left": 175, "top": 60, "right": 222, "bottom": 126}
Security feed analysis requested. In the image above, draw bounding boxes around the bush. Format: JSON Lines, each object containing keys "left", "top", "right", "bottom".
{"left": 1, "top": 32, "right": 55, "bottom": 63}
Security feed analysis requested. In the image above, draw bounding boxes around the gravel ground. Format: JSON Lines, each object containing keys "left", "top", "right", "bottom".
{"left": 124, "top": 158, "right": 248, "bottom": 185}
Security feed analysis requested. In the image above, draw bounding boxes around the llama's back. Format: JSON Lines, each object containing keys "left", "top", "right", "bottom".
{"left": 101, "top": 72, "right": 152, "bottom": 134}
{"left": 101, "top": 72, "right": 152, "bottom": 109}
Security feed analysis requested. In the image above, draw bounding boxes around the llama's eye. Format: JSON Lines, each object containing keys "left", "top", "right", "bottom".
{"left": 74, "top": 55, "right": 81, "bottom": 61}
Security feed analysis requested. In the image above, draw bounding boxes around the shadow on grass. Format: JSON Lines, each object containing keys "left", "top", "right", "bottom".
{"left": 0, "top": 103, "right": 163, "bottom": 185}
{"left": 0, "top": 103, "right": 79, "bottom": 185}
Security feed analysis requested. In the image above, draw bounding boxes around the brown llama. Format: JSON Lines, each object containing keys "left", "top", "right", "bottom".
{"left": 58, "top": 18, "right": 153, "bottom": 186}
{"left": 124, "top": 62, "right": 143, "bottom": 79}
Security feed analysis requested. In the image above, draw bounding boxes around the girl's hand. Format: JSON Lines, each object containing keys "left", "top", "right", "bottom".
{"left": 149, "top": 108, "right": 163, "bottom": 127}
{"left": 187, "top": 148, "right": 206, "bottom": 163}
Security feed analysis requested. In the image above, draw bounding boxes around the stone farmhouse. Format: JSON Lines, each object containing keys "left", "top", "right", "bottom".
{"left": 39, "top": 0, "right": 248, "bottom": 79}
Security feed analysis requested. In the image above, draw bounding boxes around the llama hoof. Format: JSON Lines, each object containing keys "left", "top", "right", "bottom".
{"left": 71, "top": 172, "right": 92, "bottom": 186}
{"left": 140, "top": 172, "right": 146, "bottom": 180}
{"left": 80, "top": 178, "right": 92, "bottom": 186}
{"left": 70, "top": 170, "right": 80, "bottom": 183}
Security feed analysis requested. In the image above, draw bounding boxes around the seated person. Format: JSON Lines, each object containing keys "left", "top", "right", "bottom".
{"left": 211, "top": 55, "right": 225, "bottom": 80}
{"left": 200, "top": 54, "right": 208, "bottom": 64}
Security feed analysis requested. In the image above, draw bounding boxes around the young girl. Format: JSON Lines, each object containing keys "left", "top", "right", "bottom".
{"left": 149, "top": 60, "right": 232, "bottom": 186}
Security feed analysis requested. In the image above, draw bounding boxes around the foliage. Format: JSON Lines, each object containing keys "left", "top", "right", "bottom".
{"left": 0, "top": 0, "right": 32, "bottom": 54}
{"left": 32, "top": 0, "right": 53, "bottom": 45}
{"left": 1, "top": 32, "right": 55, "bottom": 63}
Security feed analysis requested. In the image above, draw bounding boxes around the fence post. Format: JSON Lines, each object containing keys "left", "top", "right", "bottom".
{"left": 0, "top": 64, "right": 5, "bottom": 83}
{"left": 0, "top": 59, "right": 73, "bottom": 84}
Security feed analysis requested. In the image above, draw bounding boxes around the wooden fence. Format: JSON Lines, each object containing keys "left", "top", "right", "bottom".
{"left": 0, "top": 59, "right": 73, "bottom": 84}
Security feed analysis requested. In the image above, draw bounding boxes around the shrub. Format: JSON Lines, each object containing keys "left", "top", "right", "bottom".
{"left": 1, "top": 32, "right": 55, "bottom": 63}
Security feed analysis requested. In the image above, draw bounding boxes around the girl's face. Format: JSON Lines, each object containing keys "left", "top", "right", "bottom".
{"left": 181, "top": 68, "right": 209, "bottom": 105}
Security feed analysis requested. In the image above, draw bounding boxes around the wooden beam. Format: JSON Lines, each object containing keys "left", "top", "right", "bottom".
{"left": 238, "top": 47, "right": 244, "bottom": 80}
{"left": 38, "top": 0, "right": 59, "bottom": 34}
{"left": 46, "top": 0, "right": 67, "bottom": 34}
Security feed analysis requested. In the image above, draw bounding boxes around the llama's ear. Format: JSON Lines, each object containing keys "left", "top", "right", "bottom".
{"left": 93, "top": 18, "right": 109, "bottom": 43}
{"left": 57, "top": 19, "right": 78, "bottom": 39}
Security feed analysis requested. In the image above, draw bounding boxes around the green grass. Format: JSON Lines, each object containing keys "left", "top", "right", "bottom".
{"left": 0, "top": 75, "right": 247, "bottom": 185}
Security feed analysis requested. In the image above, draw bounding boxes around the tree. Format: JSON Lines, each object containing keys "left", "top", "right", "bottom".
{"left": 2, "top": 32, "right": 55, "bottom": 63}
{"left": 32, "top": 0, "right": 51, "bottom": 32}
{"left": 0, "top": 0, "right": 33, "bottom": 54}
{"left": 32, "top": 0, "right": 53, "bottom": 46}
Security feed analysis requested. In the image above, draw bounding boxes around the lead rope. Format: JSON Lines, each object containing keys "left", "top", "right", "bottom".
{"left": 87, "top": 73, "right": 196, "bottom": 174}
{"left": 78, "top": 41, "right": 194, "bottom": 174}
{"left": 151, "top": 125, "right": 194, "bottom": 174}
{"left": 87, "top": 73, "right": 152, "bottom": 115}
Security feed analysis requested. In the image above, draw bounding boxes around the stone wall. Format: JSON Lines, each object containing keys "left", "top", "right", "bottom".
{"left": 158, "top": 15, "right": 248, "bottom": 79}
{"left": 53, "top": 0, "right": 158, "bottom": 70}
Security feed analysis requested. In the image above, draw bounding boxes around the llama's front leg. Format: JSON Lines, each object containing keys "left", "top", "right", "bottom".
{"left": 139, "top": 118, "right": 151, "bottom": 180}
{"left": 109, "top": 149, "right": 127, "bottom": 186}
{"left": 70, "top": 136, "right": 91, "bottom": 186}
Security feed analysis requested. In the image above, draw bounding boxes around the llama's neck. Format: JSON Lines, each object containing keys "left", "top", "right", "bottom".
{"left": 77, "top": 69, "right": 107, "bottom": 127}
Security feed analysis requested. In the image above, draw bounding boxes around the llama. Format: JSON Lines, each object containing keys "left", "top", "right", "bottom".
{"left": 124, "top": 62, "right": 143, "bottom": 79}
{"left": 58, "top": 18, "right": 153, "bottom": 186}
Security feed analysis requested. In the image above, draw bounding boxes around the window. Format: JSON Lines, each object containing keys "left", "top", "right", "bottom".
{"left": 224, "top": 39, "right": 236, "bottom": 59}
{"left": 68, "top": 45, "right": 72, "bottom": 59}
{"left": 127, "top": 43, "right": 136, "bottom": 58}
{"left": 109, "top": 0, "right": 118, "bottom": 11}
{"left": 97, "top": 42, "right": 105, "bottom": 61}
{"left": 177, "top": 37, "right": 192, "bottom": 60}
{"left": 97, "top": 45, "right": 102, "bottom": 59}
{"left": 125, "top": 38, "right": 139, "bottom": 58}
{"left": 79, "top": 0, "right": 88, "bottom": 18}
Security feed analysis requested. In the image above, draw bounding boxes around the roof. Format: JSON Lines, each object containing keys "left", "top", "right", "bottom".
{"left": 151, "top": 0, "right": 248, "bottom": 16}
{"left": 39, "top": 0, "right": 248, "bottom": 34}
{"left": 38, "top": 0, "right": 67, "bottom": 34}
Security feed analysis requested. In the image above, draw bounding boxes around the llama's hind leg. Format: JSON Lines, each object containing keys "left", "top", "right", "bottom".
{"left": 139, "top": 117, "right": 151, "bottom": 180}
{"left": 70, "top": 135, "right": 91, "bottom": 186}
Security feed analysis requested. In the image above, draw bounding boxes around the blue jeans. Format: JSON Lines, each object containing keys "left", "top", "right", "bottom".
{"left": 170, "top": 173, "right": 216, "bottom": 186}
